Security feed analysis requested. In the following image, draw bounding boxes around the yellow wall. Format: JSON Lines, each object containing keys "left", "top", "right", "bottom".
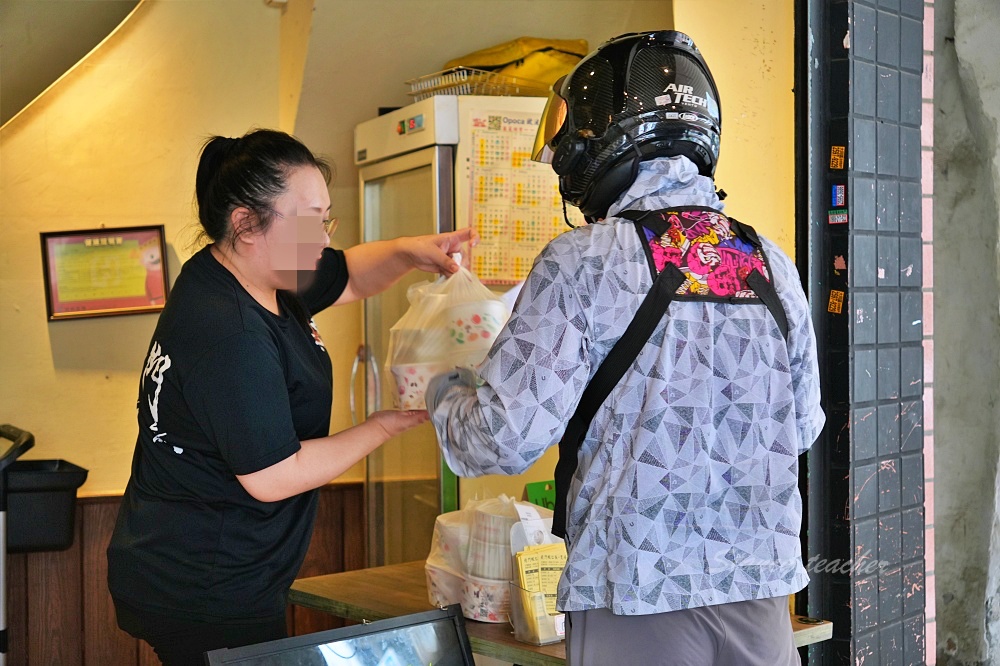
{"left": 673, "top": 0, "right": 797, "bottom": 255}
{"left": 0, "top": 0, "right": 301, "bottom": 494}
{"left": 1, "top": 0, "right": 795, "bottom": 497}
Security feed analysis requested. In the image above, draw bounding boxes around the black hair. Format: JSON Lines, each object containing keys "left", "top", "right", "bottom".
{"left": 194, "top": 128, "right": 334, "bottom": 247}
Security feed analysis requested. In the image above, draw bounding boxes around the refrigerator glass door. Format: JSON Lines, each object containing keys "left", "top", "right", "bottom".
{"left": 358, "top": 145, "right": 457, "bottom": 567}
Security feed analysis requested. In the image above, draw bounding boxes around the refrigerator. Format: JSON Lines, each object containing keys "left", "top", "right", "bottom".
{"left": 352, "top": 95, "right": 585, "bottom": 567}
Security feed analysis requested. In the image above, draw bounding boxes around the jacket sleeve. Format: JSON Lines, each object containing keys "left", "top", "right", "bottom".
{"left": 427, "top": 245, "right": 592, "bottom": 477}
{"left": 762, "top": 237, "right": 826, "bottom": 452}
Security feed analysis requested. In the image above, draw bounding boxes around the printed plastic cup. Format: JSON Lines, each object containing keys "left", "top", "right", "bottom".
{"left": 444, "top": 301, "right": 509, "bottom": 349}
{"left": 389, "top": 361, "right": 452, "bottom": 410}
{"left": 461, "top": 574, "right": 510, "bottom": 623}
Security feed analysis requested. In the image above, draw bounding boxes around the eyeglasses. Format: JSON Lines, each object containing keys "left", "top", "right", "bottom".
{"left": 269, "top": 209, "right": 338, "bottom": 236}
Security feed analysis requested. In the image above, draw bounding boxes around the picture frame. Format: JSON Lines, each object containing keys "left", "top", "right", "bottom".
{"left": 40, "top": 225, "right": 170, "bottom": 320}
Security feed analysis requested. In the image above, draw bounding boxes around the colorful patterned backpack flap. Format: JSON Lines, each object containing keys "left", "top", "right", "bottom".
{"left": 618, "top": 207, "right": 789, "bottom": 338}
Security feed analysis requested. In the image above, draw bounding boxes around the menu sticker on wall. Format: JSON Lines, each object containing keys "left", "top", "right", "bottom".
{"left": 830, "top": 145, "right": 846, "bottom": 170}
{"left": 828, "top": 289, "right": 845, "bottom": 314}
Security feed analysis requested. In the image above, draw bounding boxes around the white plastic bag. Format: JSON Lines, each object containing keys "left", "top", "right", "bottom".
{"left": 425, "top": 495, "right": 555, "bottom": 624}
{"left": 386, "top": 258, "right": 509, "bottom": 409}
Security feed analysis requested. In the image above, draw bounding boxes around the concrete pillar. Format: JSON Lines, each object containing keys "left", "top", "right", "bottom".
{"left": 934, "top": 0, "right": 1000, "bottom": 663}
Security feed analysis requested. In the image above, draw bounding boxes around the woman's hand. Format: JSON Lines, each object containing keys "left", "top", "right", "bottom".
{"left": 404, "top": 227, "right": 479, "bottom": 276}
{"left": 366, "top": 409, "right": 430, "bottom": 440}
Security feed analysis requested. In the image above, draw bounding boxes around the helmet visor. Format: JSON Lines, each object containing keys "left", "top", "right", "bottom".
{"left": 531, "top": 76, "right": 569, "bottom": 163}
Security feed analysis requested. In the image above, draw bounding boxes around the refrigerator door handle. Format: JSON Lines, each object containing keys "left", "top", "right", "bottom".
{"left": 350, "top": 344, "right": 363, "bottom": 425}
{"left": 368, "top": 345, "right": 382, "bottom": 412}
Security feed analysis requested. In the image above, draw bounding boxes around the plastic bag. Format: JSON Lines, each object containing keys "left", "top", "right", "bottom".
{"left": 386, "top": 259, "right": 509, "bottom": 409}
{"left": 444, "top": 37, "right": 589, "bottom": 86}
{"left": 425, "top": 495, "right": 556, "bottom": 624}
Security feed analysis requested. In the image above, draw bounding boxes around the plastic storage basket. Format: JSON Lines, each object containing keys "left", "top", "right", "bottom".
{"left": 406, "top": 67, "right": 550, "bottom": 101}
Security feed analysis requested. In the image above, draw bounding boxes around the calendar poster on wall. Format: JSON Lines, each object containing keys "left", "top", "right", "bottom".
{"left": 456, "top": 107, "right": 585, "bottom": 285}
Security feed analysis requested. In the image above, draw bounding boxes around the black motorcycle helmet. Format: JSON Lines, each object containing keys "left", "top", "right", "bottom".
{"left": 532, "top": 30, "right": 721, "bottom": 220}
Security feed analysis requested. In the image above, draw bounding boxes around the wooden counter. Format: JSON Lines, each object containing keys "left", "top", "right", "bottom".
{"left": 290, "top": 560, "right": 833, "bottom": 666}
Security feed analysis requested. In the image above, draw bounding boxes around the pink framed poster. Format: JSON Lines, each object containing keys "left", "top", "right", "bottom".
{"left": 40, "top": 226, "right": 169, "bottom": 320}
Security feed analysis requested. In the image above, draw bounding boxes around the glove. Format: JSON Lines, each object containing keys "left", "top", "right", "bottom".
{"left": 425, "top": 367, "right": 477, "bottom": 414}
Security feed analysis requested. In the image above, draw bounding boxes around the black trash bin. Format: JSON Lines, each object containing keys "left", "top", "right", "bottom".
{"left": 0, "top": 424, "right": 89, "bottom": 664}
{"left": 6, "top": 458, "right": 89, "bottom": 553}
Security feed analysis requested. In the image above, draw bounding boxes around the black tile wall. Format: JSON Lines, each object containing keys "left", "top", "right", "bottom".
{"left": 878, "top": 123, "right": 901, "bottom": 176}
{"left": 900, "top": 292, "right": 923, "bottom": 342}
{"left": 901, "top": 126, "right": 922, "bottom": 178}
{"left": 904, "top": 614, "right": 926, "bottom": 666}
{"left": 901, "top": 345, "right": 923, "bottom": 398}
{"left": 856, "top": 517, "right": 879, "bottom": 567}
{"left": 878, "top": 402, "right": 901, "bottom": 455}
{"left": 856, "top": 574, "right": 879, "bottom": 631}
{"left": 901, "top": 72, "right": 922, "bottom": 125}
{"left": 900, "top": 236, "right": 922, "bottom": 287}
{"left": 878, "top": 179, "right": 900, "bottom": 231}
{"left": 854, "top": 177, "right": 878, "bottom": 230}
{"left": 877, "top": 66, "right": 900, "bottom": 121}
{"left": 877, "top": 347, "right": 901, "bottom": 400}
{"left": 879, "top": 236, "right": 901, "bottom": 287}
{"left": 879, "top": 618, "right": 905, "bottom": 666}
{"left": 855, "top": 349, "right": 878, "bottom": 402}
{"left": 812, "top": 1, "right": 925, "bottom": 661}
{"left": 903, "top": 561, "right": 925, "bottom": 616}
{"left": 900, "top": 0, "right": 923, "bottom": 19}
{"left": 854, "top": 292, "right": 878, "bottom": 344}
{"left": 878, "top": 292, "right": 900, "bottom": 344}
{"left": 855, "top": 60, "right": 878, "bottom": 117}
{"left": 900, "top": 399, "right": 923, "bottom": 451}
{"left": 900, "top": 18, "right": 924, "bottom": 72}
{"left": 880, "top": 566, "right": 903, "bottom": 624}
{"left": 901, "top": 452, "right": 924, "bottom": 505}
{"left": 901, "top": 507, "right": 924, "bottom": 560}
{"left": 879, "top": 510, "right": 902, "bottom": 567}
{"left": 855, "top": 462, "right": 879, "bottom": 519}
{"left": 854, "top": 235, "right": 878, "bottom": 287}
{"left": 877, "top": 11, "right": 901, "bottom": 66}
{"left": 857, "top": 631, "right": 879, "bottom": 664}
{"left": 855, "top": 118, "right": 878, "bottom": 173}
{"left": 854, "top": 407, "right": 879, "bottom": 460}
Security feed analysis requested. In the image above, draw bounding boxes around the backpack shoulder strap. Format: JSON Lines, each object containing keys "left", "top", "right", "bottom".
{"left": 552, "top": 258, "right": 685, "bottom": 538}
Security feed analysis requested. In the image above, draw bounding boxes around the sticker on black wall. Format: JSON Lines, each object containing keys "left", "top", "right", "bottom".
{"left": 830, "top": 145, "right": 846, "bottom": 170}
{"left": 828, "top": 289, "right": 845, "bottom": 314}
{"left": 832, "top": 184, "right": 846, "bottom": 207}
{"left": 829, "top": 209, "right": 849, "bottom": 225}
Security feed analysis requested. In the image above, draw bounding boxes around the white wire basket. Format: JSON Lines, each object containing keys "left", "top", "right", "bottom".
{"left": 406, "top": 67, "right": 550, "bottom": 100}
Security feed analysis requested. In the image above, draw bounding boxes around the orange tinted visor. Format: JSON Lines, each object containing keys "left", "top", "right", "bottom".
{"left": 531, "top": 76, "right": 569, "bottom": 164}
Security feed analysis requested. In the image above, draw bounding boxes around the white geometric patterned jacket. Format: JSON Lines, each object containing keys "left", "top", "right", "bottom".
{"left": 427, "top": 156, "right": 825, "bottom": 615}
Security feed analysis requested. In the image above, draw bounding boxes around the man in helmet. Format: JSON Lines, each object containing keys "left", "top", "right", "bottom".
{"left": 426, "top": 31, "right": 823, "bottom": 665}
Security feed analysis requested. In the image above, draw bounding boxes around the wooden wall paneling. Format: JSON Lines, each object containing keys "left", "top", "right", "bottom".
{"left": 290, "top": 485, "right": 347, "bottom": 636}
{"left": 342, "top": 484, "right": 364, "bottom": 572}
{"left": 80, "top": 498, "right": 138, "bottom": 666}
{"left": 7, "top": 552, "right": 28, "bottom": 665}
{"left": 26, "top": 520, "right": 83, "bottom": 665}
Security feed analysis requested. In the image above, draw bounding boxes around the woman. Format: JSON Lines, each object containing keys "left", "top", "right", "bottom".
{"left": 106, "top": 128, "right": 476, "bottom": 665}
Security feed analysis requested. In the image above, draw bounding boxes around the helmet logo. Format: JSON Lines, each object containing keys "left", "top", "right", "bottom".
{"left": 655, "top": 83, "right": 708, "bottom": 109}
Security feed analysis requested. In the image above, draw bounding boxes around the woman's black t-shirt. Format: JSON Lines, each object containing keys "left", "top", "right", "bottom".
{"left": 107, "top": 245, "right": 348, "bottom": 622}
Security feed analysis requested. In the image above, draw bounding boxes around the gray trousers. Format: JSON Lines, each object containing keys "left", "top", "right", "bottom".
{"left": 565, "top": 596, "right": 799, "bottom": 666}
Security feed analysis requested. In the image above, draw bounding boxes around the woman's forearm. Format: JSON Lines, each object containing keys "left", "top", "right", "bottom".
{"left": 339, "top": 238, "right": 413, "bottom": 302}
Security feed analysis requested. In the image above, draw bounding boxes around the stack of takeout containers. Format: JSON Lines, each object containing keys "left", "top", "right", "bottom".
{"left": 387, "top": 259, "right": 508, "bottom": 409}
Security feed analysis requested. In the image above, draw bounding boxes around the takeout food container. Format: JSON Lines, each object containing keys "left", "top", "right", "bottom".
{"left": 389, "top": 361, "right": 454, "bottom": 410}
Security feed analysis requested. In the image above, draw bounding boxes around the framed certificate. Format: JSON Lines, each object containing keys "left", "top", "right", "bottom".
{"left": 40, "top": 225, "right": 170, "bottom": 320}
